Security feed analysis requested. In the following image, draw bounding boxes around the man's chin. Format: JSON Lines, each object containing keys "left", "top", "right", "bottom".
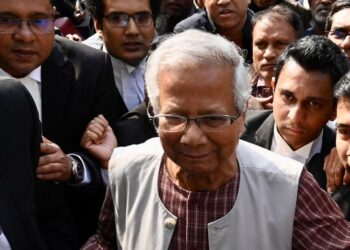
{"left": 2, "top": 66, "right": 34, "bottom": 78}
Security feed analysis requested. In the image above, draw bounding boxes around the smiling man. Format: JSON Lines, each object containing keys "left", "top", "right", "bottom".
{"left": 242, "top": 36, "right": 350, "bottom": 218}
{"left": 83, "top": 30, "right": 350, "bottom": 249}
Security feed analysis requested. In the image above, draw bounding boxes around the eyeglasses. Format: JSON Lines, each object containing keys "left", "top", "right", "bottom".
{"left": 329, "top": 30, "right": 350, "bottom": 40}
{"left": 0, "top": 17, "right": 54, "bottom": 34}
{"left": 103, "top": 12, "right": 153, "bottom": 28}
{"left": 151, "top": 112, "right": 242, "bottom": 133}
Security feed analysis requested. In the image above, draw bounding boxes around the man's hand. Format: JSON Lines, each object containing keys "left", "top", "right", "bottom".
{"left": 66, "top": 33, "right": 82, "bottom": 42}
{"left": 248, "top": 95, "right": 273, "bottom": 110}
{"left": 324, "top": 147, "right": 350, "bottom": 193}
{"left": 37, "top": 137, "right": 72, "bottom": 182}
{"left": 81, "top": 114, "right": 117, "bottom": 169}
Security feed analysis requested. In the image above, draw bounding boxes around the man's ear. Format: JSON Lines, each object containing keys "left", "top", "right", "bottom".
{"left": 95, "top": 18, "right": 103, "bottom": 32}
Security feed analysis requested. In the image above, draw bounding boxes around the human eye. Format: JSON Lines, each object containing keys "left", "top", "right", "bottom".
{"left": 254, "top": 40, "right": 267, "bottom": 50}
{"left": 0, "top": 17, "right": 17, "bottom": 27}
{"left": 275, "top": 40, "right": 288, "bottom": 49}
{"left": 331, "top": 29, "right": 347, "bottom": 39}
{"left": 281, "top": 91, "right": 294, "bottom": 102}
{"left": 108, "top": 13, "right": 127, "bottom": 26}
{"left": 0, "top": 17, "right": 13, "bottom": 24}
{"left": 30, "top": 19, "right": 49, "bottom": 27}
{"left": 134, "top": 12, "right": 152, "bottom": 26}
{"left": 163, "top": 115, "right": 184, "bottom": 125}
{"left": 337, "top": 127, "right": 350, "bottom": 137}
{"left": 155, "top": 115, "right": 185, "bottom": 132}
{"left": 308, "top": 100, "right": 321, "bottom": 108}
{"left": 200, "top": 115, "right": 230, "bottom": 128}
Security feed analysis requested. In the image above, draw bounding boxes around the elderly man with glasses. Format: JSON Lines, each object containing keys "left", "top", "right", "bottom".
{"left": 82, "top": 30, "right": 350, "bottom": 249}
{"left": 0, "top": 0, "right": 127, "bottom": 247}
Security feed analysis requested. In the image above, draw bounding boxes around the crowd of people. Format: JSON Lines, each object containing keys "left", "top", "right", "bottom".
{"left": 1, "top": 0, "right": 350, "bottom": 249}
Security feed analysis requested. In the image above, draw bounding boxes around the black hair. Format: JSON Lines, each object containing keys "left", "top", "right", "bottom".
{"left": 252, "top": 4, "right": 304, "bottom": 39}
{"left": 325, "top": 0, "right": 350, "bottom": 32}
{"left": 85, "top": 0, "right": 160, "bottom": 22}
{"left": 274, "top": 35, "right": 349, "bottom": 87}
{"left": 334, "top": 72, "right": 350, "bottom": 101}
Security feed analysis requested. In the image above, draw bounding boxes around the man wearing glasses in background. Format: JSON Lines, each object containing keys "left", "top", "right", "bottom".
{"left": 0, "top": 0, "right": 127, "bottom": 248}
{"left": 326, "top": 0, "right": 350, "bottom": 65}
{"left": 82, "top": 30, "right": 350, "bottom": 249}
{"left": 84, "top": 0, "right": 159, "bottom": 112}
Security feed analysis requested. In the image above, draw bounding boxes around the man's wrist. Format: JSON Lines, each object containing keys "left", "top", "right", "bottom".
{"left": 67, "top": 155, "right": 84, "bottom": 184}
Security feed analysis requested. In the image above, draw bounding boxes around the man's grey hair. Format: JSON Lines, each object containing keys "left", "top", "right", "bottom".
{"left": 145, "top": 29, "right": 251, "bottom": 114}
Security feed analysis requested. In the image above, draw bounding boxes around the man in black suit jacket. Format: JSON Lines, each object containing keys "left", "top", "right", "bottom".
{"left": 0, "top": 78, "right": 44, "bottom": 250}
{"left": 241, "top": 36, "right": 350, "bottom": 219}
{"left": 0, "top": 0, "right": 127, "bottom": 247}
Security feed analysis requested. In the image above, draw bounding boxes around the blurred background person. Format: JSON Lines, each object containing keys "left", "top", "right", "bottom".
{"left": 249, "top": 5, "right": 304, "bottom": 109}
{"left": 326, "top": 0, "right": 350, "bottom": 64}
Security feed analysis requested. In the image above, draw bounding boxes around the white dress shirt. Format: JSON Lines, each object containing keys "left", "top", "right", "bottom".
{"left": 110, "top": 56, "right": 145, "bottom": 111}
{"left": 0, "top": 67, "right": 42, "bottom": 120}
{"left": 271, "top": 123, "right": 323, "bottom": 164}
{"left": 0, "top": 226, "right": 11, "bottom": 250}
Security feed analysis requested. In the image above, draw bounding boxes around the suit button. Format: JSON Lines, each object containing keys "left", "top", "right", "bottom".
{"left": 164, "top": 217, "right": 176, "bottom": 230}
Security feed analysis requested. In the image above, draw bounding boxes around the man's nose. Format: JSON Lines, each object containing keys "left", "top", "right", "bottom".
{"left": 287, "top": 104, "right": 304, "bottom": 124}
{"left": 13, "top": 20, "right": 35, "bottom": 42}
{"left": 124, "top": 17, "right": 140, "bottom": 35}
{"left": 263, "top": 45, "right": 277, "bottom": 60}
{"left": 217, "top": 0, "right": 230, "bottom": 5}
{"left": 180, "top": 120, "right": 208, "bottom": 146}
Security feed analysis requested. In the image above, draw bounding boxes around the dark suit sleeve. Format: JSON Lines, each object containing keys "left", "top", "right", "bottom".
{"left": 0, "top": 79, "right": 46, "bottom": 250}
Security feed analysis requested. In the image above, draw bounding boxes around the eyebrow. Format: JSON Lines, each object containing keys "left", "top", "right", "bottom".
{"left": 279, "top": 89, "right": 328, "bottom": 102}
{"left": 332, "top": 26, "right": 350, "bottom": 31}
{"left": 105, "top": 11, "right": 152, "bottom": 15}
{"left": 336, "top": 123, "right": 350, "bottom": 129}
{"left": 0, "top": 12, "right": 52, "bottom": 18}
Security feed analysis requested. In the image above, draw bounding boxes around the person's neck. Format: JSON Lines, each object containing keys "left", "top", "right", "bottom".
{"left": 218, "top": 17, "right": 246, "bottom": 48}
{"left": 166, "top": 157, "right": 237, "bottom": 192}
{"left": 314, "top": 23, "right": 326, "bottom": 36}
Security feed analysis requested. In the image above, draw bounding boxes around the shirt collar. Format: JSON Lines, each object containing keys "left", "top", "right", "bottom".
{"left": 272, "top": 123, "right": 323, "bottom": 163}
{"left": 110, "top": 55, "right": 146, "bottom": 74}
{"left": 0, "top": 66, "right": 41, "bottom": 83}
{"left": 256, "top": 76, "right": 268, "bottom": 87}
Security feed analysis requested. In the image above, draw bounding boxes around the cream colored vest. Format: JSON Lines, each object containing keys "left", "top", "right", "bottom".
{"left": 109, "top": 138, "right": 303, "bottom": 250}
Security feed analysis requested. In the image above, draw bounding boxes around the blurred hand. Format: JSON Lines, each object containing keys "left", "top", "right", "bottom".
{"left": 66, "top": 33, "right": 82, "bottom": 42}
{"left": 81, "top": 114, "right": 117, "bottom": 169}
{"left": 37, "top": 137, "right": 72, "bottom": 182}
{"left": 248, "top": 95, "right": 273, "bottom": 110}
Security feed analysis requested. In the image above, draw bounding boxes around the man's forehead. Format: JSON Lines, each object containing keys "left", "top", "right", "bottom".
{"left": 0, "top": 0, "right": 53, "bottom": 17}
{"left": 104, "top": 0, "right": 152, "bottom": 13}
{"left": 337, "top": 97, "right": 350, "bottom": 115}
{"left": 332, "top": 9, "right": 350, "bottom": 27}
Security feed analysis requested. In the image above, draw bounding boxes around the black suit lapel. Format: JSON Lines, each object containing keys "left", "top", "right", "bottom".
{"left": 41, "top": 41, "right": 73, "bottom": 136}
{"left": 254, "top": 113, "right": 275, "bottom": 149}
{"left": 306, "top": 126, "right": 336, "bottom": 190}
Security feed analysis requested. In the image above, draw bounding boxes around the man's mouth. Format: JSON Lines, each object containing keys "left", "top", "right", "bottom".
{"left": 12, "top": 49, "right": 36, "bottom": 59}
{"left": 219, "top": 9, "right": 234, "bottom": 17}
{"left": 123, "top": 42, "right": 143, "bottom": 50}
